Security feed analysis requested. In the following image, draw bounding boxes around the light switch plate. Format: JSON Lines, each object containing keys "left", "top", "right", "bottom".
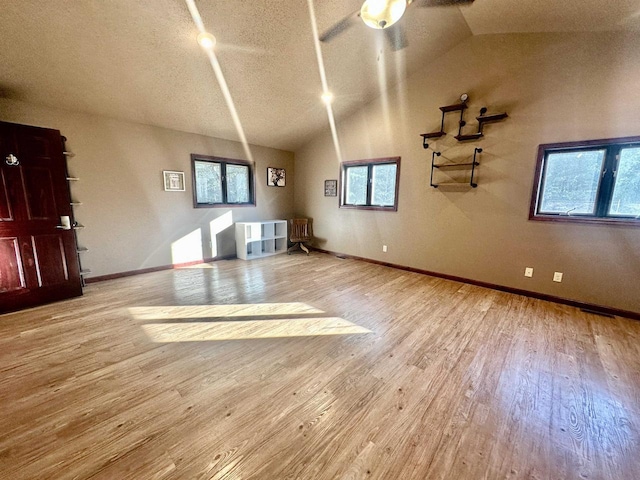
{"left": 553, "top": 272, "right": 563, "bottom": 282}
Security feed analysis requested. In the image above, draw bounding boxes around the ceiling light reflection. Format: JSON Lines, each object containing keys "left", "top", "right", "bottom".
{"left": 307, "top": 0, "right": 342, "bottom": 162}
{"left": 197, "top": 31, "right": 216, "bottom": 50}
{"left": 185, "top": 0, "right": 254, "bottom": 162}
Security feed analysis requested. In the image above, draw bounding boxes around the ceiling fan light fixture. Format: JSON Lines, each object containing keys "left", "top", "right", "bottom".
{"left": 360, "top": 0, "right": 407, "bottom": 30}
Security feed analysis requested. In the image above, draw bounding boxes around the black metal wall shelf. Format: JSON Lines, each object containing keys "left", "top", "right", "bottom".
{"left": 473, "top": 108, "right": 508, "bottom": 136}
{"left": 420, "top": 131, "right": 445, "bottom": 139}
{"left": 455, "top": 107, "right": 508, "bottom": 141}
{"left": 478, "top": 112, "right": 508, "bottom": 123}
{"left": 420, "top": 94, "right": 508, "bottom": 147}
{"left": 421, "top": 94, "right": 506, "bottom": 190}
{"left": 433, "top": 162, "right": 477, "bottom": 169}
{"left": 430, "top": 148, "right": 482, "bottom": 188}
{"left": 421, "top": 99, "right": 471, "bottom": 147}
{"left": 440, "top": 103, "right": 468, "bottom": 113}
{"left": 455, "top": 132, "right": 483, "bottom": 141}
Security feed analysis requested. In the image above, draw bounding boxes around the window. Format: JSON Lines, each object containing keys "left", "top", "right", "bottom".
{"left": 530, "top": 137, "right": 640, "bottom": 225}
{"left": 191, "top": 154, "right": 255, "bottom": 208}
{"left": 340, "top": 157, "right": 400, "bottom": 211}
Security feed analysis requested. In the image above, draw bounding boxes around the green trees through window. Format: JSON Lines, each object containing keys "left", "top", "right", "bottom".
{"left": 191, "top": 155, "right": 255, "bottom": 208}
{"left": 532, "top": 137, "right": 640, "bottom": 225}
{"left": 371, "top": 163, "right": 398, "bottom": 207}
{"left": 226, "top": 164, "right": 251, "bottom": 204}
{"left": 538, "top": 150, "right": 604, "bottom": 215}
{"left": 194, "top": 161, "right": 223, "bottom": 204}
{"left": 340, "top": 157, "right": 400, "bottom": 211}
{"left": 610, "top": 147, "right": 640, "bottom": 216}
{"left": 345, "top": 166, "right": 368, "bottom": 205}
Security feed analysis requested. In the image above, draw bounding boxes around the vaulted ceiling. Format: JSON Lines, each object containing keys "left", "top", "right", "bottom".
{"left": 1, "top": 1, "right": 639, "bottom": 151}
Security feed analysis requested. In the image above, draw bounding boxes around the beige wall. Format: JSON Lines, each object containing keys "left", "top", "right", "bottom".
{"left": 294, "top": 32, "right": 640, "bottom": 314}
{"left": 0, "top": 99, "right": 295, "bottom": 277}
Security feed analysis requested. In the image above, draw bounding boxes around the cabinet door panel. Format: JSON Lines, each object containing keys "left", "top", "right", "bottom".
{"left": 0, "top": 237, "right": 26, "bottom": 293}
{"left": 0, "top": 169, "right": 13, "bottom": 221}
{"left": 21, "top": 166, "right": 58, "bottom": 220}
{"left": 32, "top": 234, "right": 69, "bottom": 286}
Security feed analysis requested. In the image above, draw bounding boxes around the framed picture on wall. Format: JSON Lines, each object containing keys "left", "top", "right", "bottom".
{"left": 163, "top": 170, "right": 185, "bottom": 191}
{"left": 324, "top": 179, "right": 337, "bottom": 197}
{"left": 267, "top": 167, "right": 286, "bottom": 187}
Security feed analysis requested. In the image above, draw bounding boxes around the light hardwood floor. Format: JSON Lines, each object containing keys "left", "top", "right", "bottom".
{"left": 1, "top": 253, "right": 639, "bottom": 479}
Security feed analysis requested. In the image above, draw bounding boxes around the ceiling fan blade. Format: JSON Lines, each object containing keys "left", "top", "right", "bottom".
{"left": 384, "top": 24, "right": 408, "bottom": 51}
{"left": 319, "top": 10, "right": 360, "bottom": 43}
{"left": 417, "top": 0, "right": 475, "bottom": 6}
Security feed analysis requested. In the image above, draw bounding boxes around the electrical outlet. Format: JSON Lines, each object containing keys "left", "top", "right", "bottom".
{"left": 382, "top": 245, "right": 388, "bottom": 253}
{"left": 553, "top": 272, "right": 563, "bottom": 283}
{"left": 524, "top": 267, "right": 533, "bottom": 278}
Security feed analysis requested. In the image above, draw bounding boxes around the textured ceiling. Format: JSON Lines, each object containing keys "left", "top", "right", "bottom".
{"left": 462, "top": 0, "right": 640, "bottom": 35}
{"left": 0, "top": 1, "right": 639, "bottom": 152}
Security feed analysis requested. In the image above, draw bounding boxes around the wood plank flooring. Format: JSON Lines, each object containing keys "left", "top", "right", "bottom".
{"left": 0, "top": 253, "right": 639, "bottom": 479}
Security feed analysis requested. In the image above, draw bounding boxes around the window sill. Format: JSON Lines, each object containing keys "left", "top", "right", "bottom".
{"left": 194, "top": 203, "right": 256, "bottom": 209}
{"left": 339, "top": 204, "right": 398, "bottom": 212}
{"left": 529, "top": 214, "right": 640, "bottom": 227}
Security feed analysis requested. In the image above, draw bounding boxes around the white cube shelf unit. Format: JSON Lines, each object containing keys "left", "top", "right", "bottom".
{"left": 235, "top": 220, "right": 288, "bottom": 260}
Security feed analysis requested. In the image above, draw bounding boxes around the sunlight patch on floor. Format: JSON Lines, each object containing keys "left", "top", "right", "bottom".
{"left": 129, "top": 303, "right": 325, "bottom": 320}
{"left": 142, "top": 317, "right": 371, "bottom": 342}
{"left": 179, "top": 263, "right": 216, "bottom": 269}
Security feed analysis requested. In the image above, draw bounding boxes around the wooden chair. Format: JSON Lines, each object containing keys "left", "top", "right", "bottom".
{"left": 288, "top": 218, "right": 312, "bottom": 255}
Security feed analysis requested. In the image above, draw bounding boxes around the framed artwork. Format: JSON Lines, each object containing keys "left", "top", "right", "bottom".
{"left": 163, "top": 170, "right": 185, "bottom": 191}
{"left": 324, "top": 179, "right": 337, "bottom": 197}
{"left": 267, "top": 167, "right": 286, "bottom": 187}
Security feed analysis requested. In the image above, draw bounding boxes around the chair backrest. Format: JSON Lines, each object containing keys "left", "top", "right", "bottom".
{"left": 289, "top": 218, "right": 312, "bottom": 242}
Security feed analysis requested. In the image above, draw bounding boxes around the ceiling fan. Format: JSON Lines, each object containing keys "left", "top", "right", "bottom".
{"left": 319, "top": 0, "right": 475, "bottom": 51}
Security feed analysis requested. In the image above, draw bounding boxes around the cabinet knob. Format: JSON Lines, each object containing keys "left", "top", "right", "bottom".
{"left": 5, "top": 154, "right": 19, "bottom": 166}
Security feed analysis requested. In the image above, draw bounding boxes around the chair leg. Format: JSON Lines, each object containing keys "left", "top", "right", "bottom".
{"left": 300, "top": 243, "right": 310, "bottom": 255}
{"left": 287, "top": 243, "right": 300, "bottom": 254}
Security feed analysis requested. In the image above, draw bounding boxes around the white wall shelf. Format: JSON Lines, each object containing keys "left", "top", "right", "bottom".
{"left": 62, "top": 135, "right": 87, "bottom": 286}
{"left": 235, "top": 220, "right": 287, "bottom": 260}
